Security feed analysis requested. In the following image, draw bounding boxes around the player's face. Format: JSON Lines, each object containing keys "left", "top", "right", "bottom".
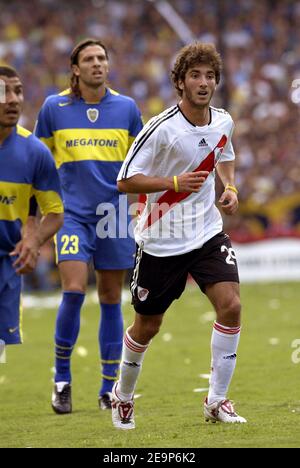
{"left": 0, "top": 76, "right": 23, "bottom": 128}
{"left": 73, "top": 45, "right": 109, "bottom": 89}
{"left": 179, "top": 64, "right": 217, "bottom": 109}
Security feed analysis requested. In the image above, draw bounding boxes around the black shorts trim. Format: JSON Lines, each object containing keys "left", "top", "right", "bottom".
{"left": 130, "top": 232, "right": 239, "bottom": 315}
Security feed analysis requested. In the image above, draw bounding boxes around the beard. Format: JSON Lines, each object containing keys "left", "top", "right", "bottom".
{"left": 81, "top": 74, "right": 106, "bottom": 89}
{"left": 184, "top": 86, "right": 211, "bottom": 109}
{"left": 0, "top": 117, "right": 19, "bottom": 128}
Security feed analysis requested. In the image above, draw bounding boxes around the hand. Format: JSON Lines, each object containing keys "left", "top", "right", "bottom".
{"left": 219, "top": 189, "right": 238, "bottom": 215}
{"left": 10, "top": 236, "right": 40, "bottom": 275}
{"left": 177, "top": 171, "right": 209, "bottom": 193}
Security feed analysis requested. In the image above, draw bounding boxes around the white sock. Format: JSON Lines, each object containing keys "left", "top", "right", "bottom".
{"left": 56, "top": 381, "right": 70, "bottom": 392}
{"left": 117, "top": 329, "right": 149, "bottom": 401}
{"left": 207, "top": 322, "right": 241, "bottom": 405}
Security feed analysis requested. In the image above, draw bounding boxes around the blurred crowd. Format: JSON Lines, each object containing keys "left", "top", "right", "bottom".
{"left": 1, "top": 0, "right": 300, "bottom": 287}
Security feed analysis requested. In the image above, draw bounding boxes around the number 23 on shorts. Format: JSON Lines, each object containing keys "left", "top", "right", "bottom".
{"left": 60, "top": 234, "right": 79, "bottom": 255}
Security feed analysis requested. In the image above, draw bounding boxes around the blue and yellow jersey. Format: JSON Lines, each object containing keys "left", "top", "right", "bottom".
{"left": 0, "top": 125, "right": 63, "bottom": 259}
{"left": 35, "top": 88, "right": 143, "bottom": 223}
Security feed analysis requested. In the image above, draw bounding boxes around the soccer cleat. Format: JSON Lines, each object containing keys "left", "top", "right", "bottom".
{"left": 51, "top": 383, "right": 72, "bottom": 414}
{"left": 111, "top": 383, "right": 135, "bottom": 430}
{"left": 204, "top": 398, "right": 247, "bottom": 423}
{"left": 98, "top": 392, "right": 112, "bottom": 410}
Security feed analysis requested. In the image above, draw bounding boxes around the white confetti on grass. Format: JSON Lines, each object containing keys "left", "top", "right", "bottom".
{"left": 121, "top": 290, "right": 131, "bottom": 304}
{"left": 0, "top": 376, "right": 7, "bottom": 384}
{"left": 269, "top": 337, "right": 280, "bottom": 346}
{"left": 80, "top": 319, "right": 87, "bottom": 328}
{"left": 23, "top": 289, "right": 132, "bottom": 311}
{"left": 162, "top": 333, "right": 172, "bottom": 342}
{"left": 269, "top": 299, "right": 281, "bottom": 310}
{"left": 200, "top": 312, "right": 215, "bottom": 323}
{"left": 90, "top": 291, "right": 99, "bottom": 304}
{"left": 193, "top": 388, "right": 209, "bottom": 393}
{"left": 76, "top": 346, "right": 88, "bottom": 357}
{"left": 199, "top": 374, "right": 211, "bottom": 380}
{"left": 134, "top": 394, "right": 142, "bottom": 400}
{"left": 23, "top": 295, "right": 62, "bottom": 309}
{"left": 291, "top": 407, "right": 300, "bottom": 413}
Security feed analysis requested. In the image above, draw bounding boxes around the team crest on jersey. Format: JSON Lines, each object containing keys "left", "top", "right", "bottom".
{"left": 87, "top": 108, "right": 99, "bottom": 123}
{"left": 137, "top": 286, "right": 149, "bottom": 302}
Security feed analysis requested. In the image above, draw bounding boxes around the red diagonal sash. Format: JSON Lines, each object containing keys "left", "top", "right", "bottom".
{"left": 142, "top": 134, "right": 227, "bottom": 230}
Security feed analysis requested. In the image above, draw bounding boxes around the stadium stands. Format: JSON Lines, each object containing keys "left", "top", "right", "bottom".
{"left": 1, "top": 0, "right": 300, "bottom": 286}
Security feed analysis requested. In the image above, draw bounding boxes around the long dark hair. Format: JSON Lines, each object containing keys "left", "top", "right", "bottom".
{"left": 0, "top": 65, "right": 20, "bottom": 79}
{"left": 70, "top": 38, "right": 109, "bottom": 99}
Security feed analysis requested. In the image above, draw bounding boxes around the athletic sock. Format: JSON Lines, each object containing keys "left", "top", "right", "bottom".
{"left": 54, "top": 291, "right": 85, "bottom": 383}
{"left": 207, "top": 321, "right": 241, "bottom": 405}
{"left": 116, "top": 329, "right": 149, "bottom": 402}
{"left": 56, "top": 381, "right": 69, "bottom": 392}
{"left": 99, "top": 303, "right": 123, "bottom": 396}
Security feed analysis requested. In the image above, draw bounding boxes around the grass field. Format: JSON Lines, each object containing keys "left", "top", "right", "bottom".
{"left": 1, "top": 282, "right": 300, "bottom": 448}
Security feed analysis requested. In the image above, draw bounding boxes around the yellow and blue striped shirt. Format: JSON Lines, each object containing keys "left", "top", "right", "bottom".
{"left": 35, "top": 88, "right": 143, "bottom": 223}
{"left": 0, "top": 125, "right": 63, "bottom": 259}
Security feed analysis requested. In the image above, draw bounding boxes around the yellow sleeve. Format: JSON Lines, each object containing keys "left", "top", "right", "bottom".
{"left": 32, "top": 189, "right": 64, "bottom": 216}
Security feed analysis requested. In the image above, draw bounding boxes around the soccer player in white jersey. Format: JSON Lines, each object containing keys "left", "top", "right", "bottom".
{"left": 112, "top": 42, "right": 247, "bottom": 429}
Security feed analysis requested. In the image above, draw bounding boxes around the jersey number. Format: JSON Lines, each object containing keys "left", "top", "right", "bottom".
{"left": 61, "top": 235, "right": 79, "bottom": 255}
{"left": 221, "top": 245, "right": 236, "bottom": 265}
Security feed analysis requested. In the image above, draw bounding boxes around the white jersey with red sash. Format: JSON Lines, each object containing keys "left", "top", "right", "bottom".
{"left": 118, "top": 105, "right": 235, "bottom": 257}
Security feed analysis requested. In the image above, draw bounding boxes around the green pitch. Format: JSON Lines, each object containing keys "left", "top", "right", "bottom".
{"left": 1, "top": 283, "right": 300, "bottom": 448}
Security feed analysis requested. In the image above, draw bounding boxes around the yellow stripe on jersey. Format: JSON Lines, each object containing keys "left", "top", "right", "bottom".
{"left": 32, "top": 189, "right": 64, "bottom": 216}
{"left": 0, "top": 181, "right": 31, "bottom": 224}
{"left": 40, "top": 136, "right": 54, "bottom": 152}
{"left": 51, "top": 128, "right": 130, "bottom": 168}
{"left": 59, "top": 88, "right": 72, "bottom": 96}
{"left": 109, "top": 88, "right": 119, "bottom": 96}
{"left": 128, "top": 135, "right": 136, "bottom": 151}
{"left": 16, "top": 125, "right": 31, "bottom": 138}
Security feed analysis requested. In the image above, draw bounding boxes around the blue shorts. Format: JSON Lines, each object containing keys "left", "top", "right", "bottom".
{"left": 0, "top": 257, "right": 22, "bottom": 345}
{"left": 55, "top": 216, "right": 135, "bottom": 270}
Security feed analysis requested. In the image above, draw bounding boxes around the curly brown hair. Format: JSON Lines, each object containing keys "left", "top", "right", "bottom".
{"left": 171, "top": 42, "right": 222, "bottom": 96}
{"left": 70, "top": 38, "right": 109, "bottom": 99}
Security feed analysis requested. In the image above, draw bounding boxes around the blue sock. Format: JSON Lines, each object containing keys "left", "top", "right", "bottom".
{"left": 55, "top": 291, "right": 85, "bottom": 383}
{"left": 99, "top": 303, "right": 123, "bottom": 395}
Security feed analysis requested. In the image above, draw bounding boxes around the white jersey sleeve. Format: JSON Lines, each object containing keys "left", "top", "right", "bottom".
{"left": 117, "top": 106, "right": 178, "bottom": 181}
{"left": 118, "top": 131, "right": 159, "bottom": 180}
{"left": 219, "top": 121, "right": 235, "bottom": 162}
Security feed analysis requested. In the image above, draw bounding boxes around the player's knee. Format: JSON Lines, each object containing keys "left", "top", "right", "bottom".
{"left": 222, "top": 296, "right": 241, "bottom": 321}
{"left": 100, "top": 291, "right": 121, "bottom": 304}
{"left": 98, "top": 285, "right": 122, "bottom": 304}
{"left": 133, "top": 316, "right": 162, "bottom": 342}
{"left": 63, "top": 284, "right": 86, "bottom": 294}
{"left": 144, "top": 320, "right": 161, "bottom": 339}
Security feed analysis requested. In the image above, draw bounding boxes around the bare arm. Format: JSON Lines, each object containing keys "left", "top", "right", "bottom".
{"left": 216, "top": 161, "right": 238, "bottom": 215}
{"left": 11, "top": 213, "right": 64, "bottom": 274}
{"left": 118, "top": 171, "right": 209, "bottom": 194}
